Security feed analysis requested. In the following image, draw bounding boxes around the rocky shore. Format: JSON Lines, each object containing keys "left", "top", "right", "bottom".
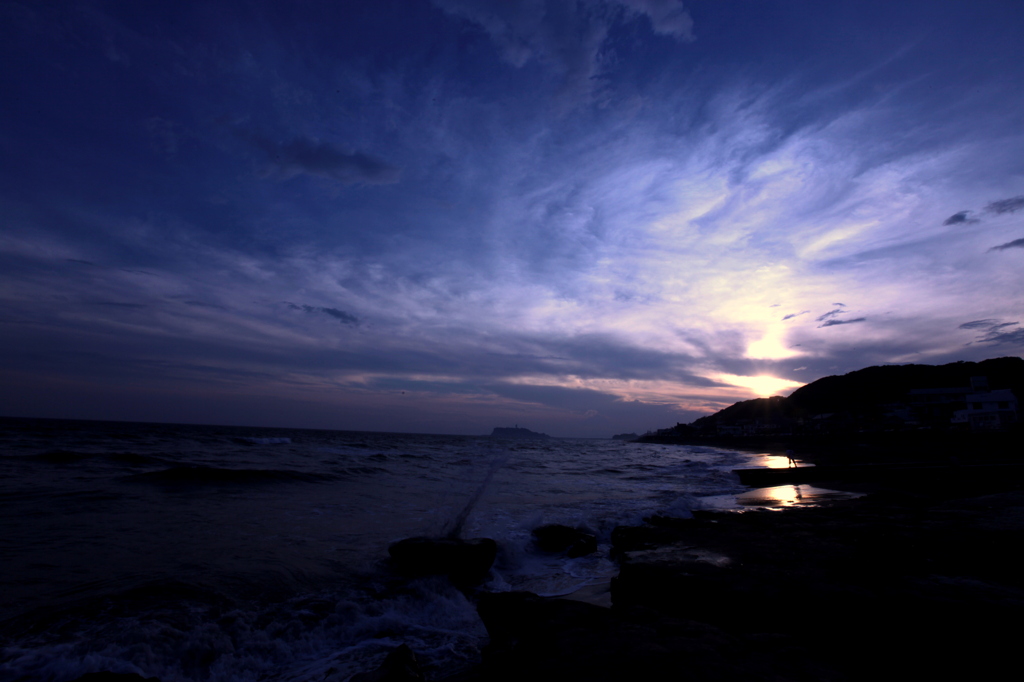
{"left": 436, "top": 478, "right": 1021, "bottom": 682}
{"left": 75, "top": 481, "right": 1024, "bottom": 682}
{"left": 635, "top": 428, "right": 1022, "bottom": 465}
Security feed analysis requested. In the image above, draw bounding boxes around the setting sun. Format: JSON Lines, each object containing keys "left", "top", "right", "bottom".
{"left": 719, "top": 374, "right": 805, "bottom": 398}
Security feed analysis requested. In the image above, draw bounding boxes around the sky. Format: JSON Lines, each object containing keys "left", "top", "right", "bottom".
{"left": 2, "top": 0, "right": 1023, "bottom": 437}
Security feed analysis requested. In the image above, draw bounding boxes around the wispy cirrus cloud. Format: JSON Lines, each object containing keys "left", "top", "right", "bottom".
{"left": 943, "top": 210, "right": 978, "bottom": 225}
{"left": 430, "top": 0, "right": 693, "bottom": 108}
{"left": 985, "top": 195, "right": 1024, "bottom": 215}
{"left": 984, "top": 328, "right": 1024, "bottom": 345}
{"left": 818, "top": 317, "right": 867, "bottom": 328}
{"left": 285, "top": 302, "right": 359, "bottom": 325}
{"left": 815, "top": 308, "right": 846, "bottom": 322}
{"left": 960, "top": 319, "right": 1022, "bottom": 345}
{"left": 959, "top": 319, "right": 1001, "bottom": 330}
{"left": 431, "top": 0, "right": 610, "bottom": 108}
{"left": 245, "top": 133, "right": 400, "bottom": 185}
{"left": 613, "top": 0, "right": 695, "bottom": 40}
{"left": 989, "top": 237, "right": 1024, "bottom": 252}
{"left": 4, "top": 0, "right": 1024, "bottom": 436}
{"left": 939, "top": 195, "right": 1023, "bottom": 226}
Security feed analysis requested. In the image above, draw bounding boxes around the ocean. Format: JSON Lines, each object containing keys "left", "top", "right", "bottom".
{"left": 0, "top": 417, "right": 842, "bottom": 681}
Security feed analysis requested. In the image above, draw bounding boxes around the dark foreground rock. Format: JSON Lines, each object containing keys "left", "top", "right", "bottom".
{"left": 531, "top": 524, "right": 597, "bottom": 557}
{"left": 349, "top": 644, "right": 424, "bottom": 682}
{"left": 473, "top": 591, "right": 793, "bottom": 681}
{"left": 610, "top": 491, "right": 1024, "bottom": 680}
{"left": 452, "top": 490, "right": 1024, "bottom": 681}
{"left": 388, "top": 537, "right": 497, "bottom": 586}
{"left": 470, "top": 590, "right": 855, "bottom": 681}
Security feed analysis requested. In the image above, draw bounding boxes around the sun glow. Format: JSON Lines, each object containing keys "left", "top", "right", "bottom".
{"left": 745, "top": 327, "right": 801, "bottom": 360}
{"left": 718, "top": 374, "right": 804, "bottom": 398}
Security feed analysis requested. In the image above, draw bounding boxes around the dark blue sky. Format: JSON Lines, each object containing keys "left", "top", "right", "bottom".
{"left": 2, "top": 0, "right": 1023, "bottom": 436}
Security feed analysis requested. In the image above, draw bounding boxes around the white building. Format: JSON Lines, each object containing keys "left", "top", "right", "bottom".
{"left": 952, "top": 389, "right": 1018, "bottom": 431}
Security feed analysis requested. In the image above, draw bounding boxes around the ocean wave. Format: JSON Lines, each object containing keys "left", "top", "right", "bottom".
{"left": 334, "top": 465, "right": 389, "bottom": 476}
{"left": 25, "top": 450, "right": 170, "bottom": 466}
{"left": 0, "top": 487, "right": 126, "bottom": 507}
{"left": 234, "top": 437, "right": 292, "bottom": 445}
{"left": 125, "top": 466, "right": 335, "bottom": 485}
{"left": 26, "top": 449, "right": 93, "bottom": 463}
{"left": 1, "top": 424, "right": 767, "bottom": 682}
{"left": 0, "top": 574, "right": 486, "bottom": 682}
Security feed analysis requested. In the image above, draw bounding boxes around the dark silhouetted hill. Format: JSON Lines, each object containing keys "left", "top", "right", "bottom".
{"left": 640, "top": 357, "right": 1023, "bottom": 459}
{"left": 689, "top": 357, "right": 1023, "bottom": 428}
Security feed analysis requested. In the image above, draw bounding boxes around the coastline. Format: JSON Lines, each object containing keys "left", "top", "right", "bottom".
{"left": 67, "top": 468, "right": 1024, "bottom": 682}
{"left": 635, "top": 427, "right": 1022, "bottom": 464}
{"left": 426, "top": 475, "right": 1024, "bottom": 682}
{"left": 462, "top": 491, "right": 1020, "bottom": 680}
{"left": 36, "top": 423, "right": 1021, "bottom": 682}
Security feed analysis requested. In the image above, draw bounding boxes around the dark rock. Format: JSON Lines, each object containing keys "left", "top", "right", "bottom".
{"left": 446, "top": 491, "right": 1024, "bottom": 681}
{"left": 609, "top": 495, "right": 1024, "bottom": 680}
{"left": 388, "top": 536, "right": 497, "bottom": 586}
{"left": 531, "top": 524, "right": 576, "bottom": 551}
{"left": 349, "top": 644, "right": 424, "bottom": 682}
{"left": 610, "top": 522, "right": 689, "bottom": 554}
{"left": 475, "top": 592, "right": 764, "bottom": 681}
{"left": 531, "top": 524, "right": 597, "bottom": 557}
{"left": 567, "top": 533, "right": 597, "bottom": 558}
{"left": 611, "top": 542, "right": 745, "bottom": 624}
{"left": 477, "top": 591, "right": 620, "bottom": 678}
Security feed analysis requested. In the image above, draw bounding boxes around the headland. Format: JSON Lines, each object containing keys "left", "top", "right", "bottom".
{"left": 424, "top": 357, "right": 1024, "bottom": 680}
{"left": 489, "top": 426, "right": 551, "bottom": 440}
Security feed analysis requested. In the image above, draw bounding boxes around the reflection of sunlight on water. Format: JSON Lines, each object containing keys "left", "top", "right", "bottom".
{"left": 749, "top": 452, "right": 797, "bottom": 469}
{"left": 733, "top": 484, "right": 861, "bottom": 508}
{"left": 716, "top": 451, "right": 863, "bottom": 508}
{"left": 737, "top": 485, "right": 804, "bottom": 506}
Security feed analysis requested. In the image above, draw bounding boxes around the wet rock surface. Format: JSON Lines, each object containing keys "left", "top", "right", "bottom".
{"left": 531, "top": 523, "right": 598, "bottom": 557}
{"left": 349, "top": 644, "right": 425, "bottom": 682}
{"left": 387, "top": 537, "right": 497, "bottom": 587}
{"left": 444, "top": 489, "right": 1024, "bottom": 681}
{"left": 78, "top": 492, "right": 1024, "bottom": 682}
{"left": 471, "top": 591, "right": 774, "bottom": 681}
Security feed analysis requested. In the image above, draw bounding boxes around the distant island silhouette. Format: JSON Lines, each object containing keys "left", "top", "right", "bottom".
{"left": 490, "top": 426, "right": 552, "bottom": 440}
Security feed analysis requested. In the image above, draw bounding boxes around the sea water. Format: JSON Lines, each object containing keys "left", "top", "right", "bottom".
{"left": 0, "top": 418, "right": 825, "bottom": 681}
